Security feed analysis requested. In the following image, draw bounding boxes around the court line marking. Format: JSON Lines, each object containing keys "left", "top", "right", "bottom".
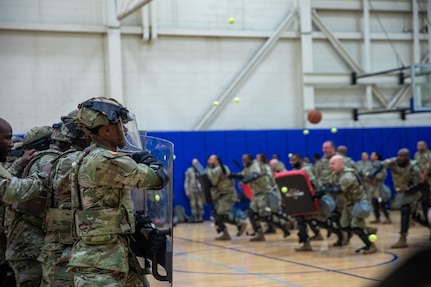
{"left": 174, "top": 235, "right": 398, "bottom": 283}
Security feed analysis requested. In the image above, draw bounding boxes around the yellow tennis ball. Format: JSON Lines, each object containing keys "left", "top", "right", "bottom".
{"left": 368, "top": 234, "right": 377, "bottom": 243}
{"left": 213, "top": 100, "right": 219, "bottom": 106}
{"left": 155, "top": 194, "right": 161, "bottom": 201}
{"left": 303, "top": 129, "right": 309, "bottom": 135}
{"left": 331, "top": 127, "right": 337, "bottom": 133}
{"left": 228, "top": 17, "right": 235, "bottom": 24}
{"left": 233, "top": 97, "right": 240, "bottom": 103}
{"left": 288, "top": 153, "right": 293, "bottom": 158}
{"left": 281, "top": 186, "right": 288, "bottom": 193}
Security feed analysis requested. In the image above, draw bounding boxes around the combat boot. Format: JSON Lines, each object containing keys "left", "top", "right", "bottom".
{"left": 215, "top": 229, "right": 231, "bottom": 241}
{"left": 250, "top": 231, "right": 266, "bottom": 242}
{"left": 236, "top": 221, "right": 248, "bottom": 236}
{"left": 391, "top": 233, "right": 407, "bottom": 248}
{"left": 295, "top": 242, "right": 313, "bottom": 252}
{"left": 341, "top": 230, "right": 350, "bottom": 246}
{"left": 362, "top": 243, "right": 378, "bottom": 254}
{"left": 309, "top": 233, "right": 323, "bottom": 241}
{"left": 281, "top": 222, "right": 291, "bottom": 238}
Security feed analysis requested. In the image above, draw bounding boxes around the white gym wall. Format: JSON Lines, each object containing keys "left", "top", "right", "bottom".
{"left": 0, "top": 0, "right": 430, "bottom": 134}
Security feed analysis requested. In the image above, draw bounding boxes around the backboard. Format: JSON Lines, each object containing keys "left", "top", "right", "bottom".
{"left": 411, "top": 63, "right": 431, "bottom": 112}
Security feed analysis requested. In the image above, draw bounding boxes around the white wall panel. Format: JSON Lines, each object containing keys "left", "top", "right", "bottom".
{"left": 0, "top": 0, "right": 105, "bottom": 25}
{"left": 0, "top": 31, "right": 106, "bottom": 134}
{"left": 0, "top": 0, "right": 429, "bottom": 134}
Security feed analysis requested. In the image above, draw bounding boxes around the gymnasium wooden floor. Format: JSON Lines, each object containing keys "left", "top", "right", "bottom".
{"left": 151, "top": 211, "right": 431, "bottom": 287}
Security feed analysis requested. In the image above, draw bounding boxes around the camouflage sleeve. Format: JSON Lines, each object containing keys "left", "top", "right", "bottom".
{"left": 184, "top": 169, "right": 190, "bottom": 191}
{"left": 374, "top": 168, "right": 387, "bottom": 184}
{"left": 301, "top": 165, "right": 317, "bottom": 189}
{"left": 206, "top": 166, "right": 222, "bottom": 186}
{"left": 339, "top": 172, "right": 357, "bottom": 192}
{"left": 382, "top": 157, "right": 397, "bottom": 168}
{"left": 1, "top": 172, "right": 47, "bottom": 205}
{"left": 411, "top": 164, "right": 424, "bottom": 185}
{"left": 87, "top": 152, "right": 163, "bottom": 190}
{"left": 6, "top": 160, "right": 24, "bottom": 177}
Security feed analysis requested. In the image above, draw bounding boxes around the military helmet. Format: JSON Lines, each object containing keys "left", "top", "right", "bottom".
{"left": 60, "top": 110, "right": 87, "bottom": 141}
{"left": 23, "top": 125, "right": 53, "bottom": 151}
{"left": 76, "top": 97, "right": 132, "bottom": 135}
{"left": 51, "top": 122, "right": 71, "bottom": 143}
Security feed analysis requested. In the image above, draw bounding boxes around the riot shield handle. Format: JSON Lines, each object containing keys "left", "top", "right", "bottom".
{"left": 152, "top": 228, "right": 173, "bottom": 282}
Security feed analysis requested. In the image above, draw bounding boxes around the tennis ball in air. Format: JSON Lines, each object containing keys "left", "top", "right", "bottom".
{"left": 213, "top": 101, "right": 219, "bottom": 106}
{"left": 303, "top": 129, "right": 309, "bottom": 135}
{"left": 331, "top": 127, "right": 337, "bottom": 133}
{"left": 155, "top": 194, "right": 161, "bottom": 201}
{"left": 288, "top": 153, "right": 293, "bottom": 158}
{"left": 368, "top": 234, "right": 377, "bottom": 243}
{"left": 228, "top": 17, "right": 235, "bottom": 24}
{"left": 233, "top": 97, "right": 240, "bottom": 103}
{"left": 281, "top": 186, "right": 288, "bottom": 193}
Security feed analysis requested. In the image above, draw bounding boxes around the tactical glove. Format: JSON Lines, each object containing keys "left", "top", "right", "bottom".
{"left": 149, "top": 230, "right": 167, "bottom": 253}
{"left": 130, "top": 151, "right": 163, "bottom": 169}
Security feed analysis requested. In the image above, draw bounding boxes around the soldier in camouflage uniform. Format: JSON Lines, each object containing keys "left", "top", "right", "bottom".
{"left": 231, "top": 153, "right": 291, "bottom": 242}
{"left": 365, "top": 152, "right": 391, "bottom": 224}
{"left": 38, "top": 111, "right": 92, "bottom": 287}
{"left": 289, "top": 154, "right": 323, "bottom": 251}
{"left": 413, "top": 141, "right": 431, "bottom": 230}
{"left": 5, "top": 124, "right": 67, "bottom": 287}
{"left": 199, "top": 155, "right": 247, "bottom": 241}
{"left": 0, "top": 118, "right": 49, "bottom": 286}
{"left": 313, "top": 141, "right": 354, "bottom": 246}
{"left": 380, "top": 148, "right": 423, "bottom": 248}
{"left": 329, "top": 155, "right": 377, "bottom": 254}
{"left": 67, "top": 97, "right": 169, "bottom": 287}
{"left": 184, "top": 160, "right": 204, "bottom": 223}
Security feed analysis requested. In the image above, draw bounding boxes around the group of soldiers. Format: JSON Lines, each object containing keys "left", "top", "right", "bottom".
{"left": 185, "top": 139, "right": 431, "bottom": 256}
{"left": 0, "top": 97, "right": 170, "bottom": 286}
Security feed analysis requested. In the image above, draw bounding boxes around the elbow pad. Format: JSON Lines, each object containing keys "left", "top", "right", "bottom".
{"left": 153, "top": 166, "right": 169, "bottom": 189}
{"left": 367, "top": 162, "right": 384, "bottom": 179}
{"left": 229, "top": 173, "right": 244, "bottom": 180}
{"left": 242, "top": 172, "right": 259, "bottom": 183}
{"left": 328, "top": 185, "right": 342, "bottom": 195}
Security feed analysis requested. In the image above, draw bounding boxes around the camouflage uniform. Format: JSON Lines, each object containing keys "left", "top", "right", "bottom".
{"left": 313, "top": 153, "right": 358, "bottom": 246}
{"left": 241, "top": 160, "right": 291, "bottom": 241}
{"left": 0, "top": 160, "right": 47, "bottom": 286}
{"left": 38, "top": 149, "right": 81, "bottom": 287}
{"left": 4, "top": 126, "right": 59, "bottom": 287}
{"left": 413, "top": 148, "right": 431, "bottom": 227}
{"left": 206, "top": 164, "right": 247, "bottom": 240}
{"left": 67, "top": 144, "right": 163, "bottom": 286}
{"left": 383, "top": 158, "right": 423, "bottom": 248}
{"left": 366, "top": 161, "right": 390, "bottom": 223}
{"left": 184, "top": 166, "right": 204, "bottom": 222}
{"left": 67, "top": 97, "right": 168, "bottom": 287}
{"left": 330, "top": 167, "right": 377, "bottom": 254}
{"left": 7, "top": 149, "right": 61, "bottom": 287}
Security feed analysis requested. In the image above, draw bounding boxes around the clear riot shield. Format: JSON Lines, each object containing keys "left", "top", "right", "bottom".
{"left": 131, "top": 132, "right": 174, "bottom": 286}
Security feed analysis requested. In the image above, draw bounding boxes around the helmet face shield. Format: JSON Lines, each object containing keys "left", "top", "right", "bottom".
{"left": 119, "top": 113, "right": 143, "bottom": 152}
{"left": 81, "top": 100, "right": 131, "bottom": 124}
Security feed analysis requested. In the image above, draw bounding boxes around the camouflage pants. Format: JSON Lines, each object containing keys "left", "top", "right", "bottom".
{"left": 8, "top": 259, "right": 42, "bottom": 287}
{"left": 250, "top": 192, "right": 271, "bottom": 217}
{"left": 214, "top": 193, "right": 237, "bottom": 216}
{"left": 39, "top": 244, "right": 74, "bottom": 287}
{"left": 74, "top": 269, "right": 148, "bottom": 287}
{"left": 340, "top": 204, "right": 366, "bottom": 229}
{"left": 188, "top": 191, "right": 204, "bottom": 220}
